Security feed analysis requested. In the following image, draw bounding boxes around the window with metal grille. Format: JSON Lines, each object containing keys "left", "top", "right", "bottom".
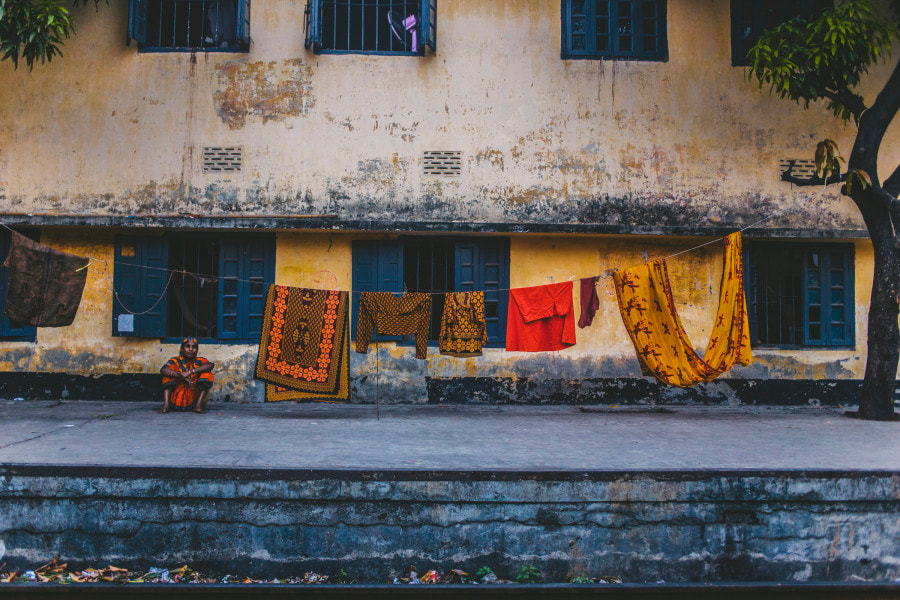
{"left": 351, "top": 238, "right": 509, "bottom": 345}
{"left": 745, "top": 242, "right": 853, "bottom": 347}
{"left": 128, "top": 0, "right": 251, "bottom": 52}
{"left": 0, "top": 229, "right": 38, "bottom": 342}
{"left": 562, "top": 0, "right": 667, "bottom": 60}
{"left": 305, "top": 0, "right": 436, "bottom": 55}
{"left": 112, "top": 234, "right": 273, "bottom": 342}
{"left": 731, "top": 0, "right": 830, "bottom": 66}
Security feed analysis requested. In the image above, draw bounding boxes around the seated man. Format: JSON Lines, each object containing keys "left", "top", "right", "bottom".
{"left": 160, "top": 337, "right": 215, "bottom": 414}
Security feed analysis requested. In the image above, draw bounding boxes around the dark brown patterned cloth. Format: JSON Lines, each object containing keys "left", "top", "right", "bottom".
{"left": 2, "top": 231, "right": 89, "bottom": 327}
{"left": 439, "top": 291, "right": 488, "bottom": 357}
{"left": 255, "top": 285, "right": 350, "bottom": 401}
{"left": 355, "top": 292, "right": 431, "bottom": 359}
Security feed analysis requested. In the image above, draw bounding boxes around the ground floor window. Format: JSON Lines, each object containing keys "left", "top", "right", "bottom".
{"left": 745, "top": 242, "right": 854, "bottom": 347}
{"left": 352, "top": 238, "right": 510, "bottom": 345}
{"left": 0, "top": 229, "right": 38, "bottom": 342}
{"left": 113, "top": 234, "right": 273, "bottom": 342}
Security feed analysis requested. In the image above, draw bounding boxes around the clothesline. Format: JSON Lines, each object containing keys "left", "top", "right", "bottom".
{"left": 0, "top": 204, "right": 797, "bottom": 314}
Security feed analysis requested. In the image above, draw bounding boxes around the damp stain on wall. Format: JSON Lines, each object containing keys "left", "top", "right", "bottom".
{"left": 214, "top": 59, "right": 315, "bottom": 129}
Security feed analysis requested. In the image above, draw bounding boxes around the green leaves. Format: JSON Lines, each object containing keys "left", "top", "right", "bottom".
{"left": 846, "top": 168, "right": 872, "bottom": 193}
{"left": 814, "top": 139, "right": 844, "bottom": 180}
{"left": 747, "top": 0, "right": 897, "bottom": 123}
{"left": 0, "top": 0, "right": 74, "bottom": 69}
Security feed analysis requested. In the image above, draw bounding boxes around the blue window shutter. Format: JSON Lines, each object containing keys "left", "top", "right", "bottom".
{"left": 0, "top": 231, "right": 37, "bottom": 341}
{"left": 218, "top": 241, "right": 241, "bottom": 340}
{"left": 455, "top": 242, "right": 477, "bottom": 291}
{"left": 419, "top": 0, "right": 437, "bottom": 51}
{"left": 455, "top": 240, "right": 508, "bottom": 346}
{"left": 304, "top": 0, "right": 322, "bottom": 50}
{"left": 802, "top": 249, "right": 825, "bottom": 346}
{"left": 242, "top": 239, "right": 271, "bottom": 340}
{"left": 139, "top": 237, "right": 169, "bottom": 338}
{"left": 480, "top": 241, "right": 509, "bottom": 345}
{"left": 128, "top": 0, "right": 148, "bottom": 47}
{"left": 352, "top": 241, "right": 378, "bottom": 340}
{"left": 113, "top": 236, "right": 167, "bottom": 338}
{"left": 113, "top": 237, "right": 141, "bottom": 337}
{"left": 824, "top": 247, "right": 853, "bottom": 346}
{"left": 237, "top": 0, "right": 252, "bottom": 48}
{"left": 351, "top": 241, "right": 403, "bottom": 341}
{"left": 379, "top": 243, "right": 404, "bottom": 294}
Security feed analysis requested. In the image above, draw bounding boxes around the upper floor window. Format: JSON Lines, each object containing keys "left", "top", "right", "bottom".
{"left": 745, "top": 242, "right": 854, "bottom": 347}
{"left": 351, "top": 238, "right": 509, "bottom": 345}
{"left": 128, "top": 0, "right": 251, "bottom": 52}
{"left": 562, "top": 0, "right": 667, "bottom": 60}
{"left": 0, "top": 230, "right": 38, "bottom": 342}
{"left": 113, "top": 234, "right": 273, "bottom": 342}
{"left": 731, "top": 0, "right": 830, "bottom": 66}
{"left": 305, "top": 0, "right": 436, "bottom": 55}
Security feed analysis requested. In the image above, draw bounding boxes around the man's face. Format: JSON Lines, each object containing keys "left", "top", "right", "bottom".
{"left": 182, "top": 340, "right": 198, "bottom": 359}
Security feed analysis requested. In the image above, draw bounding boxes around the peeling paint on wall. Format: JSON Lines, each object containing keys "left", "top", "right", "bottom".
{"left": 214, "top": 59, "right": 315, "bottom": 129}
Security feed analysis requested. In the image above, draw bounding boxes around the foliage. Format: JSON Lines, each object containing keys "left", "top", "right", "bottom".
{"left": 747, "top": 0, "right": 897, "bottom": 122}
{"left": 474, "top": 566, "right": 494, "bottom": 578}
{"left": 749, "top": 0, "right": 900, "bottom": 419}
{"left": 814, "top": 139, "right": 843, "bottom": 180}
{"left": 516, "top": 564, "right": 541, "bottom": 584}
{"left": 0, "top": 0, "right": 102, "bottom": 70}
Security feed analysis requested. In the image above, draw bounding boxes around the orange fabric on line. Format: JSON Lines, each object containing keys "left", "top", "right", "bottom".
{"left": 505, "top": 281, "right": 576, "bottom": 352}
{"left": 612, "top": 232, "right": 752, "bottom": 387}
{"left": 161, "top": 356, "right": 214, "bottom": 409}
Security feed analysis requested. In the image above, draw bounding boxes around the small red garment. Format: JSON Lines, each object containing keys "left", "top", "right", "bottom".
{"left": 505, "top": 281, "right": 576, "bottom": 352}
{"left": 578, "top": 276, "right": 600, "bottom": 328}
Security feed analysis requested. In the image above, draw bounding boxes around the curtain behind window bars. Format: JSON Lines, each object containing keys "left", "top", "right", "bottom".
{"left": 147, "top": 0, "right": 238, "bottom": 49}
{"left": 322, "top": 0, "right": 420, "bottom": 52}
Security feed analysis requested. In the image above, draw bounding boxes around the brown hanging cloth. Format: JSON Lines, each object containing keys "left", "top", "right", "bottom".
{"left": 2, "top": 231, "right": 89, "bottom": 327}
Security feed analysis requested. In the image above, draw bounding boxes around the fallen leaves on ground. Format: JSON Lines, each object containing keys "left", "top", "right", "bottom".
{"left": 0, "top": 557, "right": 622, "bottom": 585}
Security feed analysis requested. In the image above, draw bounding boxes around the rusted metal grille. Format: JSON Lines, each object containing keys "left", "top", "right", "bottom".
{"left": 203, "top": 147, "right": 242, "bottom": 173}
{"left": 423, "top": 151, "right": 462, "bottom": 176}
{"left": 779, "top": 158, "right": 817, "bottom": 179}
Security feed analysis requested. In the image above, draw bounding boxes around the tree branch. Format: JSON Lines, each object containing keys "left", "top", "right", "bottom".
{"left": 850, "top": 58, "right": 900, "bottom": 177}
{"left": 885, "top": 164, "right": 900, "bottom": 198}
{"left": 823, "top": 87, "right": 868, "bottom": 121}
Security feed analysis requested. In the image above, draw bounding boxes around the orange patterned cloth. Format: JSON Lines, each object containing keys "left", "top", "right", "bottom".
{"left": 439, "top": 291, "right": 488, "bottom": 357}
{"left": 355, "top": 292, "right": 432, "bottom": 359}
{"left": 613, "top": 232, "right": 752, "bottom": 387}
{"left": 255, "top": 285, "right": 350, "bottom": 401}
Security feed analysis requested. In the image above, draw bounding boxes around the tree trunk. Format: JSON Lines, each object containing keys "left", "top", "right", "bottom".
{"left": 859, "top": 237, "right": 900, "bottom": 420}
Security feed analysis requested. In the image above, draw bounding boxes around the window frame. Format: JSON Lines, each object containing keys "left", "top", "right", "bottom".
{"left": 305, "top": 0, "right": 436, "bottom": 56}
{"left": 561, "top": 0, "right": 668, "bottom": 61}
{"left": 351, "top": 237, "right": 510, "bottom": 348}
{"left": 112, "top": 233, "right": 274, "bottom": 344}
{"left": 730, "top": 0, "right": 830, "bottom": 67}
{"left": 744, "top": 241, "right": 854, "bottom": 349}
{"left": 0, "top": 229, "right": 39, "bottom": 342}
{"left": 128, "top": 0, "right": 251, "bottom": 53}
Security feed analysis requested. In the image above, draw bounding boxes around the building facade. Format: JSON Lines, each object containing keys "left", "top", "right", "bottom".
{"left": 1, "top": 0, "right": 896, "bottom": 404}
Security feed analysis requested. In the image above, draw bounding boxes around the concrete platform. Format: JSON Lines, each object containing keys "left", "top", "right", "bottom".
{"left": 1, "top": 400, "right": 898, "bottom": 471}
{"left": 1, "top": 401, "right": 899, "bottom": 583}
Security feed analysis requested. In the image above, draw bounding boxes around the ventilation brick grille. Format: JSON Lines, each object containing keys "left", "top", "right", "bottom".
{"left": 778, "top": 158, "right": 817, "bottom": 179}
{"left": 423, "top": 151, "right": 462, "bottom": 176}
{"left": 203, "top": 147, "right": 243, "bottom": 173}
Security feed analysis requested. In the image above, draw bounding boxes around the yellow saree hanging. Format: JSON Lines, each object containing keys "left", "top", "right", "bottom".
{"left": 613, "top": 232, "right": 752, "bottom": 387}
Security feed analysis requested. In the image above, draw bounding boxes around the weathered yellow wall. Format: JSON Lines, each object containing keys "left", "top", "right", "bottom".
{"left": 0, "top": 0, "right": 894, "bottom": 398}
{"left": 0, "top": 0, "right": 895, "bottom": 228}
{"left": 0, "top": 231, "right": 878, "bottom": 400}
